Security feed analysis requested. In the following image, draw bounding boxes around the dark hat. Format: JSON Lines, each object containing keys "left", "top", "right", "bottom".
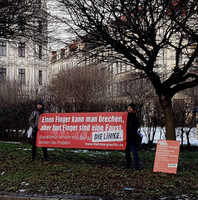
{"left": 37, "top": 101, "right": 45, "bottom": 107}
{"left": 128, "top": 103, "right": 136, "bottom": 110}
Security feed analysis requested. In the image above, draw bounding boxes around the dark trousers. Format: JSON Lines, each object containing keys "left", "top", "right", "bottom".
{"left": 125, "top": 138, "right": 140, "bottom": 169}
{"left": 32, "top": 131, "right": 48, "bottom": 160}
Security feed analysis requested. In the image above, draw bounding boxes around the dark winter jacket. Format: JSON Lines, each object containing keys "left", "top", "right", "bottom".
{"left": 29, "top": 108, "right": 48, "bottom": 131}
{"left": 127, "top": 112, "right": 139, "bottom": 140}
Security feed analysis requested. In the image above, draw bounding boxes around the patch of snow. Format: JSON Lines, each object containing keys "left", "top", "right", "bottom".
{"left": 19, "top": 189, "right": 26, "bottom": 192}
{"left": 123, "top": 187, "right": 135, "bottom": 191}
{"left": 1, "top": 171, "right": 6, "bottom": 176}
{"left": 21, "top": 182, "right": 30, "bottom": 186}
{"left": 48, "top": 148, "right": 55, "bottom": 151}
{"left": 140, "top": 127, "right": 198, "bottom": 146}
{"left": 0, "top": 141, "right": 21, "bottom": 144}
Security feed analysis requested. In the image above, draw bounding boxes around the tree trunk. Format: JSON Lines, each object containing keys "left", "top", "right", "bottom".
{"left": 160, "top": 96, "right": 176, "bottom": 140}
{"left": 186, "top": 130, "right": 191, "bottom": 147}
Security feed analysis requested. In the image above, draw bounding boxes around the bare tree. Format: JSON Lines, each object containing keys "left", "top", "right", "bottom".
{"left": 173, "top": 98, "right": 196, "bottom": 147}
{"left": 55, "top": 0, "right": 198, "bottom": 140}
{"left": 48, "top": 65, "right": 110, "bottom": 112}
{"left": 125, "top": 75, "right": 155, "bottom": 105}
{"left": 0, "top": 0, "right": 47, "bottom": 44}
{"left": 0, "top": 80, "right": 36, "bottom": 140}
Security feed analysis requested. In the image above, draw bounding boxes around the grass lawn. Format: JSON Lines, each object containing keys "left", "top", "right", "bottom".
{"left": 0, "top": 141, "right": 198, "bottom": 199}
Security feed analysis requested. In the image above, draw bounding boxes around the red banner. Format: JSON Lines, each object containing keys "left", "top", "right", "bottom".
{"left": 36, "top": 112, "right": 127, "bottom": 150}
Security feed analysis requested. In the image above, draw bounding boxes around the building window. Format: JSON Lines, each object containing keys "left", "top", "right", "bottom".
{"left": 18, "top": 43, "right": 25, "bottom": 57}
{"left": 122, "top": 65, "right": 126, "bottom": 72}
{"left": 39, "top": 70, "right": 42, "bottom": 85}
{"left": 18, "top": 69, "right": 25, "bottom": 84}
{"left": 61, "top": 49, "right": 65, "bottom": 59}
{"left": 107, "top": 83, "right": 111, "bottom": 95}
{"left": 117, "top": 82, "right": 121, "bottom": 95}
{"left": 38, "top": 20, "right": 42, "bottom": 34}
{"left": 0, "top": 68, "right": 6, "bottom": 82}
{"left": 0, "top": 41, "right": 6, "bottom": 56}
{"left": 39, "top": 45, "right": 42, "bottom": 59}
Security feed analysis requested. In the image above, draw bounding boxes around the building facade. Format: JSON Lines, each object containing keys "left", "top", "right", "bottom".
{"left": 0, "top": 0, "right": 48, "bottom": 97}
{"left": 49, "top": 37, "right": 152, "bottom": 103}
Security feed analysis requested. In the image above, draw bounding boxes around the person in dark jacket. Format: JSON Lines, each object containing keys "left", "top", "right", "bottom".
{"left": 125, "top": 103, "right": 141, "bottom": 170}
{"left": 29, "top": 101, "right": 48, "bottom": 161}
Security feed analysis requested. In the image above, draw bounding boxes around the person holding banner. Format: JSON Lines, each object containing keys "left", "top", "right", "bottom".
{"left": 29, "top": 101, "right": 48, "bottom": 161}
{"left": 125, "top": 103, "right": 141, "bottom": 170}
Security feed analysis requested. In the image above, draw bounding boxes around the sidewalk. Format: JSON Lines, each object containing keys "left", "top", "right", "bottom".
{"left": 0, "top": 192, "right": 105, "bottom": 200}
